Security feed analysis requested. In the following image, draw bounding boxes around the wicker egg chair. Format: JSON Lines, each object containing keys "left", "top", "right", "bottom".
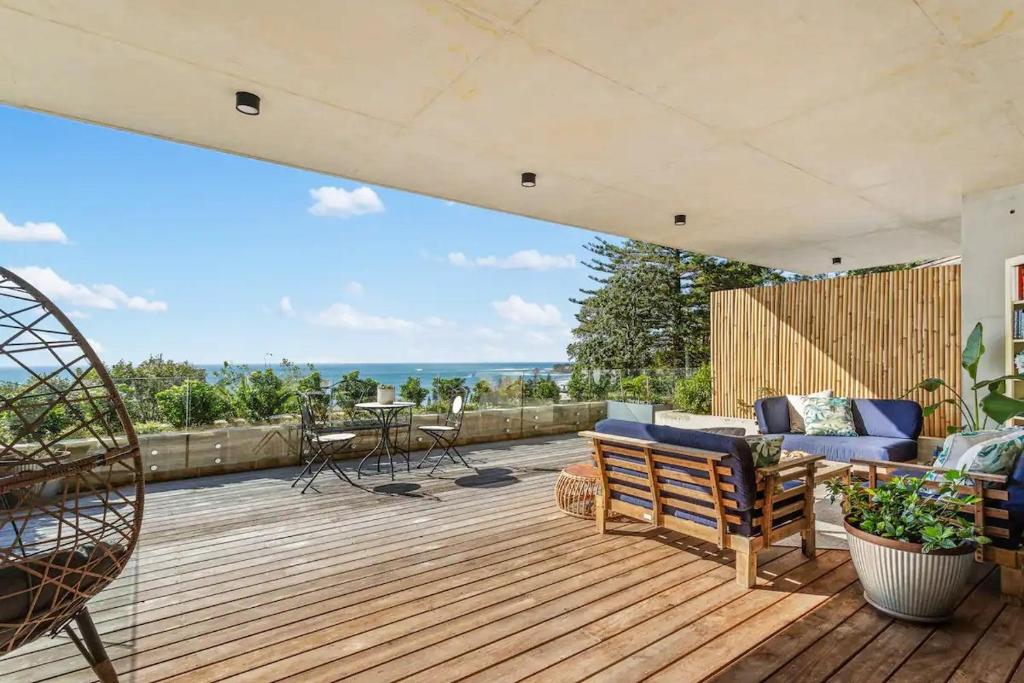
{"left": 0, "top": 267, "right": 143, "bottom": 682}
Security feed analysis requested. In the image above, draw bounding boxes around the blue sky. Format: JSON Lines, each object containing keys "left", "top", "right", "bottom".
{"left": 0, "top": 105, "right": 605, "bottom": 364}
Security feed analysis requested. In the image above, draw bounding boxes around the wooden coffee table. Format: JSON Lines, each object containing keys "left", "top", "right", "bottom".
{"left": 811, "top": 459, "right": 852, "bottom": 486}
{"left": 781, "top": 452, "right": 852, "bottom": 485}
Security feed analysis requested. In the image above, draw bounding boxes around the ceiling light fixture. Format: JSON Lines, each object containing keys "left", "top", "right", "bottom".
{"left": 235, "top": 91, "right": 260, "bottom": 116}
{"left": 521, "top": 172, "right": 536, "bottom": 187}
{"left": 832, "top": 256, "right": 842, "bottom": 266}
{"left": 674, "top": 214, "right": 687, "bottom": 226}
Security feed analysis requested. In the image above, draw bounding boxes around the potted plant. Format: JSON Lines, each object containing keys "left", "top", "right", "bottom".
{"left": 606, "top": 373, "right": 672, "bottom": 423}
{"left": 376, "top": 384, "right": 395, "bottom": 405}
{"left": 826, "top": 472, "right": 990, "bottom": 622}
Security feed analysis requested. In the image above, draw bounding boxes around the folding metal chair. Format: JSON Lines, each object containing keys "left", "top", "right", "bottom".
{"left": 292, "top": 403, "right": 357, "bottom": 493}
{"left": 417, "top": 391, "right": 469, "bottom": 475}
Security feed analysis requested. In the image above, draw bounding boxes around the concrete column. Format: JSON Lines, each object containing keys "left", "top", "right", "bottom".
{"left": 961, "top": 183, "right": 1024, "bottom": 387}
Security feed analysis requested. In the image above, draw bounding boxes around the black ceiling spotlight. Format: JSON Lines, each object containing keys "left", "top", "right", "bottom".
{"left": 235, "top": 91, "right": 260, "bottom": 116}
{"left": 521, "top": 171, "right": 536, "bottom": 187}
{"left": 832, "top": 256, "right": 843, "bottom": 266}
{"left": 674, "top": 214, "right": 687, "bottom": 226}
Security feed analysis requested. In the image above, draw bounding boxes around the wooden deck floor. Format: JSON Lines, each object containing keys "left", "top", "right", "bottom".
{"left": 3, "top": 435, "right": 1024, "bottom": 682}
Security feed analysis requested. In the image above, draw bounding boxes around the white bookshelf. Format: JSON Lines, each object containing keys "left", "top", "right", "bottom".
{"left": 1007, "top": 255, "right": 1024, "bottom": 426}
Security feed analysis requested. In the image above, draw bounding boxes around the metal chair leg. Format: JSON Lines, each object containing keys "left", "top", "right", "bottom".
{"left": 416, "top": 440, "right": 438, "bottom": 469}
{"left": 65, "top": 607, "right": 118, "bottom": 683}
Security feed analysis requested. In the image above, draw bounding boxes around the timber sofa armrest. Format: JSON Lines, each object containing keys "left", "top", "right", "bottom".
{"left": 849, "top": 458, "right": 1009, "bottom": 485}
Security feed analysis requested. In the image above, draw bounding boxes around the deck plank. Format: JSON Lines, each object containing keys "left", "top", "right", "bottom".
{"left": 0, "top": 434, "right": 1017, "bottom": 683}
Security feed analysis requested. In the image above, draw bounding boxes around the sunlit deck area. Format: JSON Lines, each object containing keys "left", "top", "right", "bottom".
{"left": 4, "top": 435, "right": 1022, "bottom": 682}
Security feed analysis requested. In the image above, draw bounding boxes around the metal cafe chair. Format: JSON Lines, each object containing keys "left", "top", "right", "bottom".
{"left": 417, "top": 390, "right": 469, "bottom": 475}
{"left": 292, "top": 403, "right": 356, "bottom": 493}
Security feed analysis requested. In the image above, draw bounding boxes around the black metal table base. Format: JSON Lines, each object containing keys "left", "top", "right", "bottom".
{"left": 356, "top": 407, "right": 411, "bottom": 480}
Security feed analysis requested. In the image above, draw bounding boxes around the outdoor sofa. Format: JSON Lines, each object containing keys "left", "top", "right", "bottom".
{"left": 582, "top": 419, "right": 820, "bottom": 587}
{"left": 754, "top": 397, "right": 922, "bottom": 463}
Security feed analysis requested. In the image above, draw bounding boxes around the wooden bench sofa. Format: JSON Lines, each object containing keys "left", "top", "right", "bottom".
{"left": 581, "top": 421, "right": 822, "bottom": 587}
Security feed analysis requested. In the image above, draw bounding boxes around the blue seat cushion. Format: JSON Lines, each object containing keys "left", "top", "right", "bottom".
{"left": 766, "top": 433, "right": 917, "bottom": 463}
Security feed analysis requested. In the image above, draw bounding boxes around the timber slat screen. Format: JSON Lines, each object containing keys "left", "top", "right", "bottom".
{"left": 711, "top": 266, "right": 961, "bottom": 437}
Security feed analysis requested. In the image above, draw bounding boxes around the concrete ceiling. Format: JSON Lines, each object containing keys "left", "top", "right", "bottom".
{"left": 1, "top": 1, "right": 1022, "bottom": 273}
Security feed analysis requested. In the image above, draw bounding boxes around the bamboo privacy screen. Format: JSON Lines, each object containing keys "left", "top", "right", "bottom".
{"left": 711, "top": 266, "right": 961, "bottom": 437}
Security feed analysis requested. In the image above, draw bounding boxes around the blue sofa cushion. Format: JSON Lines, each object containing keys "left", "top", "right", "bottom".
{"left": 755, "top": 397, "right": 790, "bottom": 434}
{"left": 594, "top": 419, "right": 757, "bottom": 514}
{"left": 764, "top": 433, "right": 916, "bottom": 463}
{"left": 851, "top": 399, "right": 923, "bottom": 440}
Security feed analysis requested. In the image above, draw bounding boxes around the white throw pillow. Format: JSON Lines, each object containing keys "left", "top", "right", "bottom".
{"left": 954, "top": 428, "right": 1024, "bottom": 475}
{"left": 786, "top": 390, "right": 833, "bottom": 433}
{"left": 925, "top": 429, "right": 1008, "bottom": 481}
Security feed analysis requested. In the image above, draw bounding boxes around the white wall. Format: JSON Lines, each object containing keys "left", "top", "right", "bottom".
{"left": 961, "top": 183, "right": 1024, "bottom": 387}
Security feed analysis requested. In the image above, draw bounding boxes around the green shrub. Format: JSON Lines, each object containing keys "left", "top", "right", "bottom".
{"left": 233, "top": 369, "right": 291, "bottom": 422}
{"left": 472, "top": 379, "right": 494, "bottom": 407}
{"left": 400, "top": 377, "right": 429, "bottom": 407}
{"left": 673, "top": 364, "right": 712, "bottom": 414}
{"left": 332, "top": 370, "right": 378, "bottom": 416}
{"left": 156, "top": 380, "right": 232, "bottom": 428}
{"left": 619, "top": 374, "right": 652, "bottom": 402}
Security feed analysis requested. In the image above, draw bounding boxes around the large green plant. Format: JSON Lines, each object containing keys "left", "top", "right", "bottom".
{"left": 233, "top": 368, "right": 291, "bottom": 422}
{"left": 825, "top": 472, "right": 990, "bottom": 553}
{"left": 906, "top": 322, "right": 1024, "bottom": 433}
{"left": 399, "top": 376, "right": 429, "bottom": 407}
{"left": 673, "top": 364, "right": 713, "bottom": 414}
{"left": 155, "top": 380, "right": 232, "bottom": 428}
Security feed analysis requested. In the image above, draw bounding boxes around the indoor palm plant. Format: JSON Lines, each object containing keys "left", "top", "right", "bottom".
{"left": 826, "top": 472, "right": 989, "bottom": 622}
{"left": 907, "top": 322, "right": 1024, "bottom": 433}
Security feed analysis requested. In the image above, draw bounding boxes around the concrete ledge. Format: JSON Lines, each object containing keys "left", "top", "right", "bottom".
{"left": 654, "top": 410, "right": 758, "bottom": 435}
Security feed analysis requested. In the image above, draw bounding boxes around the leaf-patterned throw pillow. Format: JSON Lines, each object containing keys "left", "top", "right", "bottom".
{"left": 925, "top": 429, "right": 1003, "bottom": 481}
{"left": 957, "top": 429, "right": 1024, "bottom": 476}
{"left": 744, "top": 435, "right": 784, "bottom": 468}
{"left": 802, "top": 396, "right": 857, "bottom": 436}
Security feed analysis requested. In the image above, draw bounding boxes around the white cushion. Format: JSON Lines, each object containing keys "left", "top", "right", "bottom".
{"left": 420, "top": 425, "right": 455, "bottom": 432}
{"left": 786, "top": 390, "right": 833, "bottom": 433}
{"left": 954, "top": 428, "right": 1024, "bottom": 474}
{"left": 319, "top": 432, "right": 356, "bottom": 442}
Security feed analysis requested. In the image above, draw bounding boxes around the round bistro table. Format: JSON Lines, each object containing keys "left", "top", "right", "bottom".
{"left": 355, "top": 401, "right": 415, "bottom": 480}
{"left": 555, "top": 462, "right": 603, "bottom": 519}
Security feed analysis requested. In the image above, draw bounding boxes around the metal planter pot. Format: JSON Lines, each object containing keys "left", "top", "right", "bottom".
{"left": 844, "top": 519, "right": 974, "bottom": 623}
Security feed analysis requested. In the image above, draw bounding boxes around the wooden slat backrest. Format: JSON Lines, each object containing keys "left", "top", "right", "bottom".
{"left": 586, "top": 432, "right": 730, "bottom": 543}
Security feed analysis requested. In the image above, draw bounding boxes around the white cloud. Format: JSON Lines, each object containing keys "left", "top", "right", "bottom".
{"left": 344, "top": 281, "right": 364, "bottom": 297}
{"left": 0, "top": 213, "right": 68, "bottom": 244}
{"left": 308, "top": 186, "right": 384, "bottom": 218}
{"left": 473, "top": 326, "right": 503, "bottom": 341}
{"left": 492, "top": 295, "right": 563, "bottom": 327}
{"left": 423, "top": 316, "right": 454, "bottom": 328}
{"left": 448, "top": 249, "right": 575, "bottom": 271}
{"left": 86, "top": 338, "right": 105, "bottom": 354}
{"left": 278, "top": 296, "right": 295, "bottom": 317}
{"left": 313, "top": 303, "right": 413, "bottom": 332}
{"left": 11, "top": 267, "right": 167, "bottom": 312}
{"left": 68, "top": 310, "right": 91, "bottom": 320}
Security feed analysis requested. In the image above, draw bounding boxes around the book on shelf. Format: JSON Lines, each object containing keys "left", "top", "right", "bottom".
{"left": 1018, "top": 264, "right": 1024, "bottom": 300}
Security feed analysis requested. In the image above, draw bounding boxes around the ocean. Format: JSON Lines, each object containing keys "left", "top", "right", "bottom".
{"left": 0, "top": 362, "right": 571, "bottom": 388}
